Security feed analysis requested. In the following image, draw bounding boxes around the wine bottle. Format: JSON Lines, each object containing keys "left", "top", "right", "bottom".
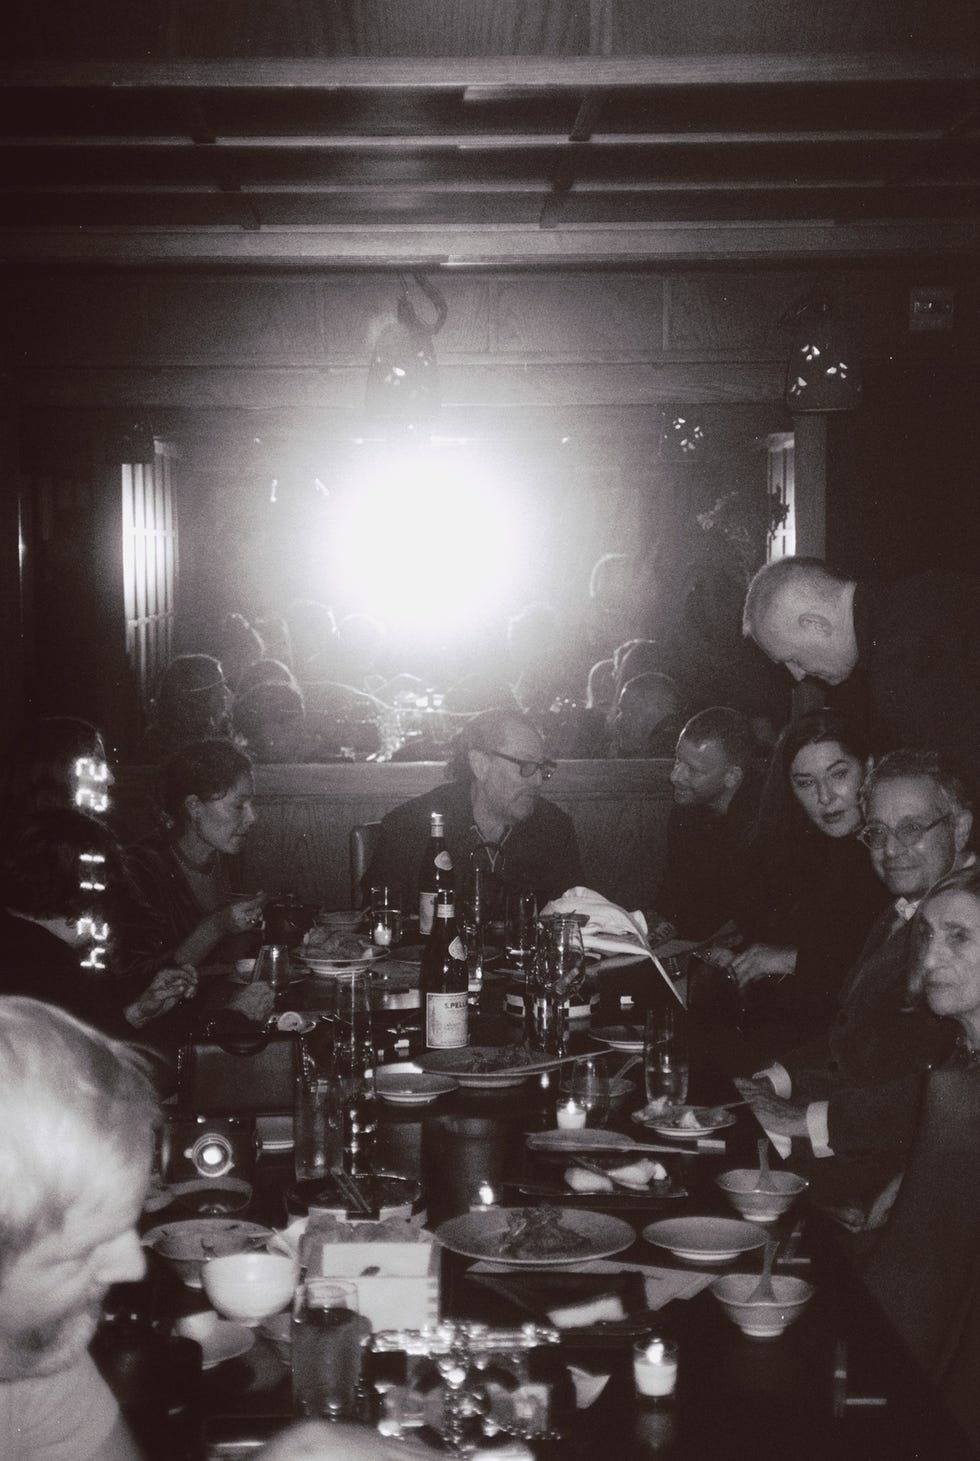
{"left": 418, "top": 810, "right": 454, "bottom": 936}
{"left": 420, "top": 890, "right": 469, "bottom": 1049}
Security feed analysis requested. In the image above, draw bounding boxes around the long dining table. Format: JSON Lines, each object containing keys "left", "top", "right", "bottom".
{"left": 117, "top": 949, "right": 974, "bottom": 1460}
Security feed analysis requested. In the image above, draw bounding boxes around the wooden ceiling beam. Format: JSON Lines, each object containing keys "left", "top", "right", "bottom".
{"left": 0, "top": 130, "right": 959, "bottom": 150}
{"left": 1, "top": 220, "right": 974, "bottom": 267}
{"left": 1, "top": 53, "right": 973, "bottom": 90}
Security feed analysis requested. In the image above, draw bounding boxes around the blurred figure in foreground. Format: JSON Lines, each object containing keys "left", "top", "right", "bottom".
{"left": 0, "top": 998, "right": 154, "bottom": 1460}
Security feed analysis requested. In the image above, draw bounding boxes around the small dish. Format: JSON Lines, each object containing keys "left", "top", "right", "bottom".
{"left": 711, "top": 1272, "right": 815, "bottom": 1338}
{"left": 144, "top": 1219, "right": 272, "bottom": 1288}
{"left": 715, "top": 1168, "right": 808, "bottom": 1223}
{"left": 376, "top": 1066, "right": 458, "bottom": 1105}
{"left": 642, "top": 1216, "right": 766, "bottom": 1264}
{"left": 632, "top": 1105, "right": 737, "bottom": 1138}
{"left": 590, "top": 1025, "right": 645, "bottom": 1053}
{"left": 169, "top": 1177, "right": 253, "bottom": 1217}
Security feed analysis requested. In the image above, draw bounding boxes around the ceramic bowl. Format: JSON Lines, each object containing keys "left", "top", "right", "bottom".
{"left": 144, "top": 1219, "right": 272, "bottom": 1288}
{"left": 711, "top": 1273, "right": 814, "bottom": 1338}
{"left": 715, "top": 1169, "right": 808, "bottom": 1223}
{"left": 202, "top": 1251, "right": 299, "bottom": 1324}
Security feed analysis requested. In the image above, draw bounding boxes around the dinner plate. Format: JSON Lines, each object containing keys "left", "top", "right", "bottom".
{"left": 642, "top": 1216, "right": 766, "bottom": 1264}
{"left": 632, "top": 1105, "right": 737, "bottom": 1138}
{"left": 417, "top": 1046, "right": 559, "bottom": 1088}
{"left": 199, "top": 1321, "right": 255, "bottom": 1370}
{"left": 375, "top": 1067, "right": 458, "bottom": 1105}
{"left": 590, "top": 1025, "right": 645, "bottom": 1053}
{"left": 435, "top": 1207, "right": 635, "bottom": 1267}
{"left": 300, "top": 946, "right": 388, "bottom": 974}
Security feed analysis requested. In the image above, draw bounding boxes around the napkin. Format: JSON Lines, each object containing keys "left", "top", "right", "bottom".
{"left": 542, "top": 888, "right": 649, "bottom": 956}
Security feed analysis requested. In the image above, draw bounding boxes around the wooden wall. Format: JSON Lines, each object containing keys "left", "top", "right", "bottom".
{"left": 114, "top": 757, "right": 676, "bottom": 912}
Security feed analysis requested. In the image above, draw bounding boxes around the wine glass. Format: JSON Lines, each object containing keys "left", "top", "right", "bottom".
{"left": 567, "top": 1056, "right": 610, "bottom": 1127}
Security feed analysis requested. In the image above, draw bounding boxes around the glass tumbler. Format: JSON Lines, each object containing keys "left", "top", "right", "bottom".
{"left": 292, "top": 1278, "right": 363, "bottom": 1421}
{"left": 644, "top": 1005, "right": 690, "bottom": 1106}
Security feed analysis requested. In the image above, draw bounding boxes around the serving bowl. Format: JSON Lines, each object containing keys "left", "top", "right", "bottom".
{"left": 202, "top": 1251, "right": 299, "bottom": 1324}
{"left": 715, "top": 1169, "right": 808, "bottom": 1223}
{"left": 710, "top": 1273, "right": 815, "bottom": 1338}
{"left": 144, "top": 1219, "right": 272, "bottom": 1287}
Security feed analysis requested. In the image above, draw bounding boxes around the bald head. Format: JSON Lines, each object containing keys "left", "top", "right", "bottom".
{"left": 742, "top": 557, "right": 858, "bottom": 686}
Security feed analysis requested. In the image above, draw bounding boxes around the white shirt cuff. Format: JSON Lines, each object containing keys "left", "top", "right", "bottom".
{"left": 755, "top": 1062, "right": 792, "bottom": 1098}
{"left": 806, "top": 1100, "right": 833, "bottom": 1157}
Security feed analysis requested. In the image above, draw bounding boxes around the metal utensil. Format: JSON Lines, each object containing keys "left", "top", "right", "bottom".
{"left": 746, "top": 1234, "right": 778, "bottom": 1303}
{"left": 755, "top": 1136, "right": 773, "bottom": 1191}
{"left": 528, "top": 1129, "right": 724, "bottom": 1156}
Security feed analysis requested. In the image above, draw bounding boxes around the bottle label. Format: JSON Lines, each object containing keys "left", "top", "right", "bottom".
{"left": 448, "top": 936, "right": 467, "bottom": 962}
{"left": 419, "top": 890, "right": 436, "bottom": 935}
{"left": 425, "top": 992, "right": 468, "bottom": 1048}
{"left": 435, "top": 851, "right": 453, "bottom": 871}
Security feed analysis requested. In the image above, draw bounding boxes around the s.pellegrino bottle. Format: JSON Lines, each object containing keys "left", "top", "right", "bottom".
{"left": 418, "top": 810, "right": 453, "bottom": 937}
{"left": 421, "top": 890, "right": 469, "bottom": 1049}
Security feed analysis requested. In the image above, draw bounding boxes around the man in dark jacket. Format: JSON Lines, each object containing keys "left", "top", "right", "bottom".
{"left": 365, "top": 708, "right": 583, "bottom": 921}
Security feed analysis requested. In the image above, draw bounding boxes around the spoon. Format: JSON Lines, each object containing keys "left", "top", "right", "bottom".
{"left": 754, "top": 1136, "right": 773, "bottom": 1191}
{"left": 747, "top": 1234, "right": 778, "bottom": 1304}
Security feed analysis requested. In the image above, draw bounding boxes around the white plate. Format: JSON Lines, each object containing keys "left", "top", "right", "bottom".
{"left": 590, "top": 1025, "right": 645, "bottom": 1053}
{"left": 642, "top": 1216, "right": 766, "bottom": 1264}
{"left": 300, "top": 946, "right": 388, "bottom": 974}
{"left": 376, "top": 1068, "right": 458, "bottom": 1105}
{"left": 200, "top": 1321, "right": 255, "bottom": 1370}
{"left": 417, "top": 1047, "right": 558, "bottom": 1089}
{"left": 633, "top": 1106, "right": 737, "bottom": 1138}
{"left": 435, "top": 1207, "right": 635, "bottom": 1267}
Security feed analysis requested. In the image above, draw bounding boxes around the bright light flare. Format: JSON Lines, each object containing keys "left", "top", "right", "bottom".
{"left": 321, "top": 450, "right": 533, "bottom": 641}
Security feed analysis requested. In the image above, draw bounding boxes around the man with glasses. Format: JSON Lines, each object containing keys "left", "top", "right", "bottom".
{"left": 737, "top": 749, "right": 974, "bottom": 1232}
{"left": 364, "top": 707, "right": 583, "bottom": 920}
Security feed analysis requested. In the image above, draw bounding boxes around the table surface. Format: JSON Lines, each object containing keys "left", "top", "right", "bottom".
{"left": 109, "top": 952, "right": 973, "bottom": 1461}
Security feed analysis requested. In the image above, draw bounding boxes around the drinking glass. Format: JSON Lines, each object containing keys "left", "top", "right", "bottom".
{"left": 644, "top": 1006, "right": 689, "bottom": 1106}
{"left": 293, "top": 1070, "right": 341, "bottom": 1183}
{"left": 567, "top": 1056, "right": 610, "bottom": 1127}
{"left": 540, "top": 915, "right": 586, "bottom": 998}
{"left": 505, "top": 890, "right": 538, "bottom": 962}
{"left": 292, "top": 1279, "right": 363, "bottom": 1420}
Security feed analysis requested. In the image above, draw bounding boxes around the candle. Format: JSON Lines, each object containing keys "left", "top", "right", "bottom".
{"left": 372, "top": 919, "right": 393, "bottom": 947}
{"left": 633, "top": 1337, "right": 678, "bottom": 1399}
{"left": 470, "top": 1181, "right": 498, "bottom": 1211}
{"left": 557, "top": 1098, "right": 586, "bottom": 1130}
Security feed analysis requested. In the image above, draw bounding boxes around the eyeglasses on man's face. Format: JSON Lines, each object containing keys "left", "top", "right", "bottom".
{"left": 857, "top": 813, "right": 951, "bottom": 852}
{"left": 484, "top": 749, "right": 557, "bottom": 782}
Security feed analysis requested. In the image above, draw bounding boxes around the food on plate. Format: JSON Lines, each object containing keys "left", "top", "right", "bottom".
{"left": 302, "top": 928, "right": 371, "bottom": 960}
{"left": 637, "top": 1101, "right": 730, "bottom": 1129}
{"left": 439, "top": 1043, "right": 537, "bottom": 1073}
{"left": 564, "top": 1158, "right": 668, "bottom": 1194}
{"left": 546, "top": 1293, "right": 626, "bottom": 1329}
{"left": 499, "top": 1206, "right": 591, "bottom": 1259}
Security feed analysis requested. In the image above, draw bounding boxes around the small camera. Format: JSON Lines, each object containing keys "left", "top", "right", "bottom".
{"left": 158, "top": 1114, "right": 255, "bottom": 1184}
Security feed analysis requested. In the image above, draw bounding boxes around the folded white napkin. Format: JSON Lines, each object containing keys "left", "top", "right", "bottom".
{"left": 541, "top": 887, "right": 649, "bottom": 954}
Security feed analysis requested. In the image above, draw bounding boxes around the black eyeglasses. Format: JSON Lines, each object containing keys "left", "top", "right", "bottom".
{"left": 485, "top": 750, "right": 557, "bottom": 782}
{"left": 857, "top": 814, "right": 950, "bottom": 851}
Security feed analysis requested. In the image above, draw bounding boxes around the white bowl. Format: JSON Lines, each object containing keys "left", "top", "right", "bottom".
{"left": 202, "top": 1252, "right": 299, "bottom": 1323}
{"left": 715, "top": 1169, "right": 808, "bottom": 1223}
{"left": 711, "top": 1273, "right": 815, "bottom": 1338}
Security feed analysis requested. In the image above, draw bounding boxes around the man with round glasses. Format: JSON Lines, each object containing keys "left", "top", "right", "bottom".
{"left": 737, "top": 749, "right": 974, "bottom": 1232}
{"left": 364, "top": 707, "right": 582, "bottom": 919}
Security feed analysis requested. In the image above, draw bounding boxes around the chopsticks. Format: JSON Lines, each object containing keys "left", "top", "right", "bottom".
{"left": 332, "top": 1168, "right": 379, "bottom": 1221}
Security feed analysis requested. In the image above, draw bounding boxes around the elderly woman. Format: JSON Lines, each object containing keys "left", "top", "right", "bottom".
{"left": 712, "top": 710, "right": 888, "bottom": 1046}
{"left": 124, "top": 740, "right": 264, "bottom": 982}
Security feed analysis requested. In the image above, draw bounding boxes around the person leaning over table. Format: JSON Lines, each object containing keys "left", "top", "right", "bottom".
{"left": 122, "top": 740, "right": 264, "bottom": 1004}
{"left": 735, "top": 749, "right": 975, "bottom": 1234}
{"left": 742, "top": 556, "right": 980, "bottom": 806}
{"left": 364, "top": 706, "right": 583, "bottom": 921}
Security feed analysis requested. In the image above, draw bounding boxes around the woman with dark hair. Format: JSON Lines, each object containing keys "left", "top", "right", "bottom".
{"left": 720, "top": 709, "right": 890, "bottom": 1044}
{"left": 125, "top": 739, "right": 264, "bottom": 976}
{"left": 0, "top": 808, "right": 197, "bottom": 1040}
{"left": 137, "top": 654, "right": 233, "bottom": 762}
